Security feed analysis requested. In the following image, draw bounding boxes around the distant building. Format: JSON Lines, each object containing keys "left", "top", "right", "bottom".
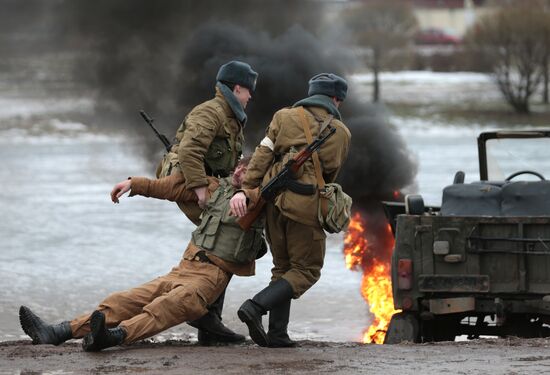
{"left": 327, "top": 0, "right": 498, "bottom": 38}
{"left": 413, "top": 0, "right": 494, "bottom": 37}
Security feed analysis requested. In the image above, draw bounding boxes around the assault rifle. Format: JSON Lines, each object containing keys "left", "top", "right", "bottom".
{"left": 237, "top": 126, "right": 336, "bottom": 230}
{"left": 139, "top": 110, "right": 172, "bottom": 152}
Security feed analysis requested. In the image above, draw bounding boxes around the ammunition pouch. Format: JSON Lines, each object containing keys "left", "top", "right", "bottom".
{"left": 192, "top": 179, "right": 266, "bottom": 264}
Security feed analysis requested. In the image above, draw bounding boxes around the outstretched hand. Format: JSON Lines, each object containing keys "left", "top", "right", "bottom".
{"left": 111, "top": 179, "right": 132, "bottom": 203}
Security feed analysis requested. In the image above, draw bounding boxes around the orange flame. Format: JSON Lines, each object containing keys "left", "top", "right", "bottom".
{"left": 344, "top": 213, "right": 401, "bottom": 344}
{"left": 344, "top": 216, "right": 367, "bottom": 270}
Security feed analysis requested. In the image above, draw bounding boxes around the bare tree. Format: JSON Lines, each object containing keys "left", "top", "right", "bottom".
{"left": 465, "top": 1, "right": 548, "bottom": 113}
{"left": 541, "top": 8, "right": 550, "bottom": 104}
{"left": 343, "top": 0, "right": 417, "bottom": 102}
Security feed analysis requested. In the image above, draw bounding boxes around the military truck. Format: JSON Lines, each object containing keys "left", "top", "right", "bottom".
{"left": 384, "top": 130, "right": 550, "bottom": 343}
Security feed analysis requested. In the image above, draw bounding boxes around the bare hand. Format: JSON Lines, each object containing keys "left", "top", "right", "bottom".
{"left": 230, "top": 192, "right": 248, "bottom": 217}
{"left": 194, "top": 186, "right": 208, "bottom": 209}
{"left": 111, "top": 179, "right": 131, "bottom": 203}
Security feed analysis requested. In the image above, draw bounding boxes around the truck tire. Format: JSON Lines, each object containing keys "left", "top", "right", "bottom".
{"left": 384, "top": 312, "right": 420, "bottom": 344}
{"left": 405, "top": 194, "right": 425, "bottom": 215}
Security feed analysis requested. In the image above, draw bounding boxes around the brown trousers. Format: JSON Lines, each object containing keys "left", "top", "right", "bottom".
{"left": 265, "top": 204, "right": 326, "bottom": 298}
{"left": 70, "top": 258, "right": 229, "bottom": 343}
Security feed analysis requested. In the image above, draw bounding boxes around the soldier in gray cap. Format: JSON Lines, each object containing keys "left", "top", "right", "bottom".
{"left": 230, "top": 73, "right": 351, "bottom": 347}
{"left": 158, "top": 60, "right": 258, "bottom": 345}
{"left": 162, "top": 60, "right": 258, "bottom": 220}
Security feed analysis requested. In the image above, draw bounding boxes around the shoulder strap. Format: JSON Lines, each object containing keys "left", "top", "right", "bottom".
{"left": 304, "top": 107, "right": 333, "bottom": 135}
{"left": 298, "top": 106, "right": 330, "bottom": 217}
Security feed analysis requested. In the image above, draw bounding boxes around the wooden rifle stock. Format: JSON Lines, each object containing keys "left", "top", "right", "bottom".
{"left": 237, "top": 197, "right": 266, "bottom": 230}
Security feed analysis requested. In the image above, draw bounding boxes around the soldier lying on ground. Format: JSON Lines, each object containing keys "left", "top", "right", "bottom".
{"left": 19, "top": 157, "right": 265, "bottom": 352}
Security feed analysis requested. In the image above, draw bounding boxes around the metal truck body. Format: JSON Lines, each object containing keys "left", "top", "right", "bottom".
{"left": 385, "top": 130, "right": 550, "bottom": 343}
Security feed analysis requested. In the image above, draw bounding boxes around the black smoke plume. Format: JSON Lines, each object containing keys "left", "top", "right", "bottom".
{"left": 176, "top": 23, "right": 417, "bottom": 200}
{"left": 59, "top": 0, "right": 325, "bottom": 128}
{"left": 177, "top": 22, "right": 356, "bottom": 140}
{"left": 57, "top": 0, "right": 327, "bottom": 161}
{"left": 338, "top": 104, "right": 417, "bottom": 200}
{"left": 4, "top": 0, "right": 417, "bottom": 201}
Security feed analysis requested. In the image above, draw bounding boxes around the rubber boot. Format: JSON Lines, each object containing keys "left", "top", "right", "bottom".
{"left": 188, "top": 288, "right": 245, "bottom": 345}
{"left": 19, "top": 306, "right": 72, "bottom": 346}
{"left": 267, "top": 299, "right": 297, "bottom": 348}
{"left": 82, "top": 311, "right": 126, "bottom": 352}
{"left": 237, "top": 278, "right": 294, "bottom": 347}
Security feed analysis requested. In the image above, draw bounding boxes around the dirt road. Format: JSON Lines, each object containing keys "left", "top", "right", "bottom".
{"left": 1, "top": 337, "right": 550, "bottom": 374}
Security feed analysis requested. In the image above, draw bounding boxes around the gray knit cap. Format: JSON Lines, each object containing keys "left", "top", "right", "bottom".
{"left": 308, "top": 73, "right": 348, "bottom": 101}
{"left": 216, "top": 61, "right": 258, "bottom": 92}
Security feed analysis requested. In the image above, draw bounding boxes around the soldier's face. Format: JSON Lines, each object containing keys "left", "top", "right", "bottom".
{"left": 233, "top": 85, "right": 252, "bottom": 109}
{"left": 231, "top": 163, "right": 248, "bottom": 188}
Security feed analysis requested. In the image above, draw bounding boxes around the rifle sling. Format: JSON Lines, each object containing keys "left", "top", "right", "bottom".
{"left": 297, "top": 106, "right": 331, "bottom": 218}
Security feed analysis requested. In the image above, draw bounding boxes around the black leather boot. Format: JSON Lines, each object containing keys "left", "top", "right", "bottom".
{"left": 19, "top": 306, "right": 72, "bottom": 345}
{"left": 188, "top": 288, "right": 245, "bottom": 345}
{"left": 237, "top": 278, "right": 294, "bottom": 347}
{"left": 189, "top": 312, "right": 245, "bottom": 345}
{"left": 267, "top": 299, "right": 297, "bottom": 348}
{"left": 82, "top": 311, "right": 126, "bottom": 352}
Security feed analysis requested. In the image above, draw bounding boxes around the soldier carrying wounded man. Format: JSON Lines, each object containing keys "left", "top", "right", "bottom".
{"left": 154, "top": 60, "right": 257, "bottom": 344}
{"left": 19, "top": 156, "right": 266, "bottom": 351}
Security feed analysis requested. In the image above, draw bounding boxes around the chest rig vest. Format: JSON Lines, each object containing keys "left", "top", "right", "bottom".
{"left": 174, "top": 99, "right": 243, "bottom": 178}
{"left": 192, "top": 178, "right": 265, "bottom": 264}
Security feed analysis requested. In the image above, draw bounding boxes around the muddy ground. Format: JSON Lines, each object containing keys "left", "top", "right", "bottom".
{"left": 1, "top": 337, "right": 550, "bottom": 375}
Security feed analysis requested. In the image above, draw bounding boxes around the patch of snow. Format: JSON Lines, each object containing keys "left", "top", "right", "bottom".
{"left": 352, "top": 71, "right": 492, "bottom": 84}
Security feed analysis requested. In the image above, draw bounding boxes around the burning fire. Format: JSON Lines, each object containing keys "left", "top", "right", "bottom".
{"left": 344, "top": 212, "right": 400, "bottom": 344}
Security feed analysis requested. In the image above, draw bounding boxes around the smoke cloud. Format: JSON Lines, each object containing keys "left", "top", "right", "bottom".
{"left": 3, "top": 0, "right": 417, "bottom": 201}
{"left": 338, "top": 104, "right": 418, "bottom": 200}
{"left": 176, "top": 22, "right": 417, "bottom": 200}
{"left": 177, "top": 23, "right": 356, "bottom": 138}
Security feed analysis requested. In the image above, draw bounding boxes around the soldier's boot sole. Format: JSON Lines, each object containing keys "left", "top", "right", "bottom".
{"left": 19, "top": 306, "right": 71, "bottom": 346}
{"left": 82, "top": 311, "right": 125, "bottom": 352}
{"left": 237, "top": 301, "right": 268, "bottom": 347}
{"left": 82, "top": 311, "right": 105, "bottom": 352}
